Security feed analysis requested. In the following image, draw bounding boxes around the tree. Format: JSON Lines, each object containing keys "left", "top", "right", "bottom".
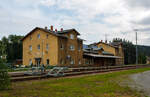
{"left": 0, "top": 35, "right": 24, "bottom": 63}
{"left": 0, "top": 58, "right": 10, "bottom": 90}
{"left": 138, "top": 53, "right": 146, "bottom": 64}
{"left": 112, "top": 38, "right": 136, "bottom": 65}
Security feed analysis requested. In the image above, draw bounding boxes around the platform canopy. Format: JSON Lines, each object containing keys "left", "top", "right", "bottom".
{"left": 84, "top": 53, "right": 122, "bottom": 59}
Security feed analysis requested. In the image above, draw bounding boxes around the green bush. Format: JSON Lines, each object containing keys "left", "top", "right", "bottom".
{"left": 0, "top": 60, "right": 11, "bottom": 90}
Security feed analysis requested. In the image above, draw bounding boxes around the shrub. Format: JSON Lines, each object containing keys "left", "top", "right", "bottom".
{"left": 0, "top": 59, "right": 11, "bottom": 90}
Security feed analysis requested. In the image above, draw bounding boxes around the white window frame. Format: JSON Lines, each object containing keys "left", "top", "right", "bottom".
{"left": 29, "top": 59, "right": 32, "bottom": 66}
{"left": 70, "top": 34, "right": 74, "bottom": 39}
{"left": 70, "top": 59, "right": 74, "bottom": 65}
{"left": 79, "top": 60, "right": 81, "bottom": 65}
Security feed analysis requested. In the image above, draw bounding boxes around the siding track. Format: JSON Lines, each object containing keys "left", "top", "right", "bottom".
{"left": 10, "top": 64, "right": 150, "bottom": 82}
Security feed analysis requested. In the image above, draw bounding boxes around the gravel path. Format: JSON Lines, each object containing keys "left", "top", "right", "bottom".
{"left": 129, "top": 71, "right": 150, "bottom": 97}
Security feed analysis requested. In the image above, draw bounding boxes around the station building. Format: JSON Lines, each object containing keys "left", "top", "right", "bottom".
{"left": 22, "top": 26, "right": 124, "bottom": 67}
{"left": 83, "top": 41, "right": 124, "bottom": 66}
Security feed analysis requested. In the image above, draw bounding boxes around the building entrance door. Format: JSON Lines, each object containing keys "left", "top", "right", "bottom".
{"left": 35, "top": 58, "right": 41, "bottom": 67}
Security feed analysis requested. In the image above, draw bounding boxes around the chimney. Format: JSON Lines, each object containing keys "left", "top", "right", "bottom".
{"left": 101, "top": 40, "right": 103, "bottom": 42}
{"left": 105, "top": 40, "right": 107, "bottom": 43}
{"left": 61, "top": 28, "right": 63, "bottom": 32}
{"left": 45, "top": 26, "right": 48, "bottom": 30}
{"left": 50, "top": 25, "right": 53, "bottom": 31}
{"left": 55, "top": 29, "right": 57, "bottom": 32}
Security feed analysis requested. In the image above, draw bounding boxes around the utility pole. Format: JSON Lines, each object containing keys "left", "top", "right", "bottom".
{"left": 134, "top": 29, "right": 138, "bottom": 65}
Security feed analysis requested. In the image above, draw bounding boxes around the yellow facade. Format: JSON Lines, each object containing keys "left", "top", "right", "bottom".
{"left": 97, "top": 42, "right": 116, "bottom": 55}
{"left": 22, "top": 27, "right": 83, "bottom": 67}
{"left": 96, "top": 42, "right": 124, "bottom": 65}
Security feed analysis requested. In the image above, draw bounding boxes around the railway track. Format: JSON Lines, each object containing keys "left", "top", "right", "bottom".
{"left": 10, "top": 64, "right": 150, "bottom": 82}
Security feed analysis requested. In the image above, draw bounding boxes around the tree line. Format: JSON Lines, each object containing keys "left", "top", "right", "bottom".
{"left": 112, "top": 38, "right": 147, "bottom": 64}
{"left": 0, "top": 35, "right": 24, "bottom": 63}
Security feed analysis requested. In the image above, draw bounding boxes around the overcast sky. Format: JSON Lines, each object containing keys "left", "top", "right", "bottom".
{"left": 0, "top": 0, "right": 150, "bottom": 45}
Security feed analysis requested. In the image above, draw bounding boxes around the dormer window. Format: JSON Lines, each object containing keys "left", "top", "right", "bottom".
{"left": 70, "top": 34, "right": 74, "bottom": 39}
{"left": 37, "top": 34, "right": 40, "bottom": 39}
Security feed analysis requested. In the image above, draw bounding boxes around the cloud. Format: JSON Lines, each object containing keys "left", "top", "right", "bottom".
{"left": 138, "top": 15, "right": 150, "bottom": 25}
{"left": 125, "top": 0, "right": 150, "bottom": 9}
{"left": 0, "top": 0, "right": 150, "bottom": 45}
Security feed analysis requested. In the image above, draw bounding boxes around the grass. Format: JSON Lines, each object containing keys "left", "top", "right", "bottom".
{"left": 1, "top": 67, "right": 150, "bottom": 97}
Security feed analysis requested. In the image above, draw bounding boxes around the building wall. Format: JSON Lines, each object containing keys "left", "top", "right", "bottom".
{"left": 23, "top": 29, "right": 58, "bottom": 66}
{"left": 23, "top": 29, "right": 83, "bottom": 67}
{"left": 97, "top": 43, "right": 116, "bottom": 55}
{"left": 115, "top": 44, "right": 124, "bottom": 65}
{"left": 60, "top": 31, "right": 83, "bottom": 67}
{"left": 96, "top": 42, "right": 124, "bottom": 65}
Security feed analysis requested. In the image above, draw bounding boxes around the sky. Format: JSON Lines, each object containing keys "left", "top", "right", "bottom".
{"left": 0, "top": 0, "right": 150, "bottom": 45}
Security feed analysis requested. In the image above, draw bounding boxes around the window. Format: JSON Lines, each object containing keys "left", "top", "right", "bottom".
{"left": 78, "top": 45, "right": 80, "bottom": 51}
{"left": 30, "top": 36, "right": 32, "bottom": 40}
{"left": 60, "top": 44, "right": 64, "bottom": 49}
{"left": 46, "top": 44, "right": 49, "bottom": 50}
{"left": 70, "top": 59, "right": 74, "bottom": 65}
{"left": 46, "top": 34, "right": 49, "bottom": 39}
{"left": 37, "top": 45, "right": 40, "bottom": 50}
{"left": 29, "top": 59, "right": 32, "bottom": 66}
{"left": 29, "top": 45, "right": 32, "bottom": 51}
{"left": 70, "top": 45, "right": 75, "bottom": 50}
{"left": 46, "top": 59, "right": 49, "bottom": 65}
{"left": 60, "top": 59, "right": 64, "bottom": 64}
{"left": 70, "top": 34, "right": 74, "bottom": 39}
{"left": 37, "top": 34, "right": 40, "bottom": 39}
{"left": 79, "top": 60, "right": 81, "bottom": 65}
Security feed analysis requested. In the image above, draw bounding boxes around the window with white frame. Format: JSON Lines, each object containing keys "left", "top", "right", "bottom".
{"left": 37, "top": 44, "right": 40, "bottom": 50}
{"left": 70, "top": 59, "right": 74, "bottom": 65}
{"left": 29, "top": 59, "right": 32, "bottom": 66}
{"left": 29, "top": 45, "right": 32, "bottom": 51}
{"left": 37, "top": 34, "right": 40, "bottom": 39}
{"left": 79, "top": 59, "right": 81, "bottom": 65}
{"left": 70, "top": 34, "right": 74, "bottom": 39}
{"left": 70, "top": 45, "right": 75, "bottom": 50}
{"left": 46, "top": 44, "right": 49, "bottom": 50}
